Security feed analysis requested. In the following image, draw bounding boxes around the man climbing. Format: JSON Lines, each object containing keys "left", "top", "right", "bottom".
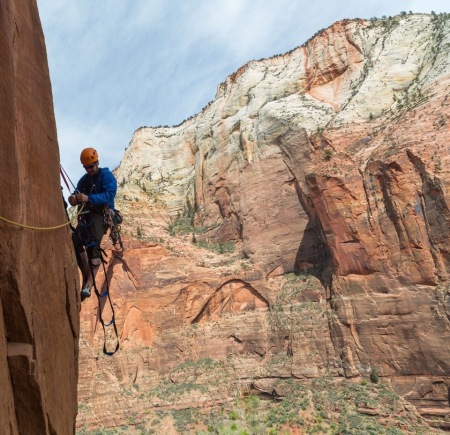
{"left": 68, "top": 148, "right": 117, "bottom": 301}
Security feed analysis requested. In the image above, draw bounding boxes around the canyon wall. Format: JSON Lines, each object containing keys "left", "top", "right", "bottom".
{"left": 0, "top": 1, "right": 79, "bottom": 434}
{"left": 78, "top": 14, "right": 450, "bottom": 432}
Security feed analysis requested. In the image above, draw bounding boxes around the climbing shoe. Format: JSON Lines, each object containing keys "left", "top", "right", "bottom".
{"left": 80, "top": 286, "right": 91, "bottom": 302}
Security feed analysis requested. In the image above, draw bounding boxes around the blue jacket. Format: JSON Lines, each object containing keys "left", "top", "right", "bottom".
{"left": 75, "top": 167, "right": 117, "bottom": 210}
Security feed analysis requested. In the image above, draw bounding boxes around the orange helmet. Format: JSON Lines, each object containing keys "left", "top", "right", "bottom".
{"left": 80, "top": 148, "right": 99, "bottom": 165}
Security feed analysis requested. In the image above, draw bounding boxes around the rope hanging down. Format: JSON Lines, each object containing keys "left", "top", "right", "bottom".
{"left": 90, "top": 253, "right": 120, "bottom": 356}
{"left": 79, "top": 245, "right": 121, "bottom": 356}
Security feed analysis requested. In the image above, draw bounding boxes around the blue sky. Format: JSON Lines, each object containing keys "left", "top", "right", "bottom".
{"left": 36, "top": 0, "right": 449, "bottom": 188}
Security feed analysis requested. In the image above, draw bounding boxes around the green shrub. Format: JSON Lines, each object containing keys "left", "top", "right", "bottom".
{"left": 370, "top": 368, "right": 379, "bottom": 384}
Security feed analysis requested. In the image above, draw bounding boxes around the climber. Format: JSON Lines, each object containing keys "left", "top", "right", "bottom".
{"left": 68, "top": 148, "right": 117, "bottom": 301}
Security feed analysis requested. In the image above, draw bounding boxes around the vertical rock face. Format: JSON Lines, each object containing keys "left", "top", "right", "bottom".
{"left": 78, "top": 13, "right": 450, "bottom": 432}
{"left": 0, "top": 1, "right": 79, "bottom": 434}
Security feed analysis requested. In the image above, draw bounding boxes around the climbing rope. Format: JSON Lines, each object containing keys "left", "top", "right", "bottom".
{"left": 0, "top": 165, "right": 85, "bottom": 230}
{"left": 60, "top": 164, "right": 76, "bottom": 191}
{"left": 0, "top": 204, "right": 85, "bottom": 231}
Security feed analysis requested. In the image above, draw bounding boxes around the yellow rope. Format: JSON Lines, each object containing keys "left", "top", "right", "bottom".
{"left": 0, "top": 204, "right": 85, "bottom": 231}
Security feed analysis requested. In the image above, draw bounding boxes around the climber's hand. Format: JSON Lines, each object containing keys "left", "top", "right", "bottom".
{"left": 68, "top": 195, "right": 78, "bottom": 206}
{"left": 75, "top": 193, "right": 88, "bottom": 203}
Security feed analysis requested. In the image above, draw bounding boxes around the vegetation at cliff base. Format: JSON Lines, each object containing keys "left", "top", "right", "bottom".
{"left": 76, "top": 376, "right": 434, "bottom": 435}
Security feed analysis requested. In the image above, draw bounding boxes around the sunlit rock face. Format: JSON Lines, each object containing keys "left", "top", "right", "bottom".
{"left": 0, "top": 1, "right": 79, "bottom": 433}
{"left": 79, "top": 14, "right": 450, "bottom": 431}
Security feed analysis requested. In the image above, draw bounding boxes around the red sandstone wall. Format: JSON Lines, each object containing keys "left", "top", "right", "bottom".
{"left": 0, "top": 1, "right": 79, "bottom": 433}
